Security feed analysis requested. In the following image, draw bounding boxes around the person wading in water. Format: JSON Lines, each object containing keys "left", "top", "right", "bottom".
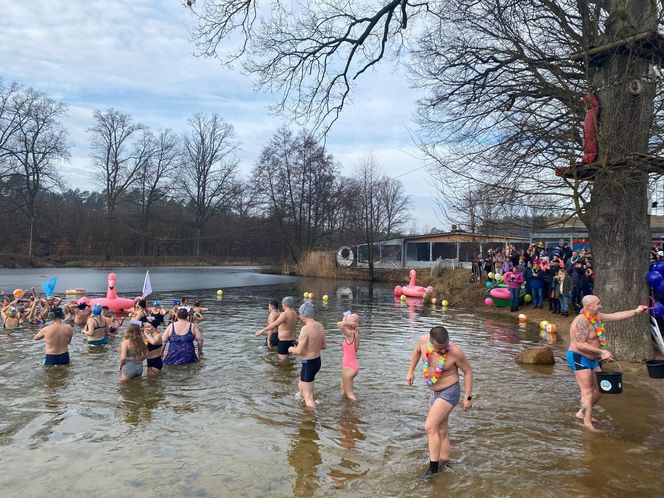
{"left": 406, "top": 325, "right": 473, "bottom": 479}
{"left": 567, "top": 295, "right": 646, "bottom": 432}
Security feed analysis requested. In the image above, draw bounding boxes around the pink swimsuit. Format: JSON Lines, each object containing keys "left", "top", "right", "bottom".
{"left": 342, "top": 336, "right": 359, "bottom": 373}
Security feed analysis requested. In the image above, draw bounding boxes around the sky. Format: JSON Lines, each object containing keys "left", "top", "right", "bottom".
{"left": 0, "top": 0, "right": 446, "bottom": 232}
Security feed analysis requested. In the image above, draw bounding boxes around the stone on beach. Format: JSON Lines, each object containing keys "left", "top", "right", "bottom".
{"left": 515, "top": 346, "right": 555, "bottom": 365}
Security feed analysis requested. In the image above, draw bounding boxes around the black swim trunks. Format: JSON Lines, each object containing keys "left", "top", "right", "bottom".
{"left": 300, "top": 357, "right": 321, "bottom": 382}
{"left": 43, "top": 352, "right": 70, "bottom": 366}
{"left": 147, "top": 357, "right": 163, "bottom": 370}
{"left": 267, "top": 333, "right": 279, "bottom": 348}
{"left": 278, "top": 339, "right": 295, "bottom": 355}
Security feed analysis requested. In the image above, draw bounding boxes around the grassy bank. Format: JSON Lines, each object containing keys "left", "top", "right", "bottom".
{"left": 0, "top": 253, "right": 269, "bottom": 269}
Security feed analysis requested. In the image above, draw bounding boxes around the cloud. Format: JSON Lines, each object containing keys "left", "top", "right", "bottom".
{"left": 0, "top": 0, "right": 443, "bottom": 231}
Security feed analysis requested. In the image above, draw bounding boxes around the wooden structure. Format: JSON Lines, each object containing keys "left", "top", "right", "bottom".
{"left": 570, "top": 30, "right": 664, "bottom": 67}
{"left": 565, "top": 30, "right": 664, "bottom": 180}
{"left": 556, "top": 153, "right": 664, "bottom": 180}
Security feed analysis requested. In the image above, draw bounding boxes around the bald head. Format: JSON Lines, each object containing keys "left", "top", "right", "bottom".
{"left": 582, "top": 295, "right": 599, "bottom": 308}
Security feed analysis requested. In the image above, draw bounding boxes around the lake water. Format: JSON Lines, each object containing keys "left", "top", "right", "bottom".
{"left": 1, "top": 268, "right": 663, "bottom": 497}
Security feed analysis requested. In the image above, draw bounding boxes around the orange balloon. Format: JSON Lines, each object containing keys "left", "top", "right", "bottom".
{"left": 13, "top": 289, "right": 24, "bottom": 299}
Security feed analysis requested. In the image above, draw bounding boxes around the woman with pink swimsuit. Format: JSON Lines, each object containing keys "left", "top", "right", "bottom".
{"left": 338, "top": 312, "right": 360, "bottom": 401}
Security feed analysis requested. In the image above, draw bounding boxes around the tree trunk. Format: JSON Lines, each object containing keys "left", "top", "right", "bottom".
{"left": 28, "top": 216, "right": 34, "bottom": 257}
{"left": 196, "top": 227, "right": 201, "bottom": 257}
{"left": 582, "top": 2, "right": 656, "bottom": 361}
{"left": 368, "top": 241, "right": 375, "bottom": 281}
{"left": 584, "top": 180, "right": 651, "bottom": 361}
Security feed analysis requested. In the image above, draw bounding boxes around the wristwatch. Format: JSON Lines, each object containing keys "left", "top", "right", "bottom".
{"left": 465, "top": 394, "right": 473, "bottom": 401}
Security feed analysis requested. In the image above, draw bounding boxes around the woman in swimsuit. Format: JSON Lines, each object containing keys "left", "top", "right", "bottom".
{"left": 2, "top": 305, "right": 21, "bottom": 330}
{"left": 131, "top": 299, "right": 149, "bottom": 322}
{"left": 337, "top": 312, "right": 360, "bottom": 401}
{"left": 119, "top": 322, "right": 147, "bottom": 381}
{"left": 162, "top": 307, "right": 204, "bottom": 365}
{"left": 84, "top": 304, "right": 109, "bottom": 345}
{"left": 143, "top": 320, "right": 163, "bottom": 376}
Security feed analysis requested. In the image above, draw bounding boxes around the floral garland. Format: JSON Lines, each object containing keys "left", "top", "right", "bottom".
{"left": 423, "top": 343, "right": 449, "bottom": 386}
{"left": 581, "top": 308, "right": 606, "bottom": 349}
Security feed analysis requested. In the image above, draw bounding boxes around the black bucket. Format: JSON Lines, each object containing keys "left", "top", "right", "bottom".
{"left": 645, "top": 360, "right": 664, "bottom": 379}
{"left": 596, "top": 360, "right": 623, "bottom": 394}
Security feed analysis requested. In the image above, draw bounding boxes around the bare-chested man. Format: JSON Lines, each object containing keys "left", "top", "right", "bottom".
{"left": 34, "top": 308, "right": 74, "bottom": 366}
{"left": 407, "top": 325, "right": 473, "bottom": 479}
{"left": 288, "top": 301, "right": 326, "bottom": 409}
{"left": 567, "top": 295, "right": 647, "bottom": 431}
{"left": 73, "top": 302, "right": 90, "bottom": 327}
{"left": 255, "top": 300, "right": 281, "bottom": 349}
{"left": 257, "top": 296, "right": 298, "bottom": 360}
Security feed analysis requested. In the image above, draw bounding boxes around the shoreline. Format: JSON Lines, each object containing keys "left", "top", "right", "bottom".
{"left": 0, "top": 253, "right": 271, "bottom": 269}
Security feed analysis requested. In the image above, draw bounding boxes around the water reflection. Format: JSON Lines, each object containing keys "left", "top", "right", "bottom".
{"left": 288, "top": 414, "right": 321, "bottom": 497}
{"left": 338, "top": 403, "right": 365, "bottom": 450}
{"left": 118, "top": 379, "right": 165, "bottom": 425}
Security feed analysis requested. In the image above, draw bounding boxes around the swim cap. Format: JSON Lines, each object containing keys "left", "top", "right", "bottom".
{"left": 282, "top": 296, "right": 295, "bottom": 308}
{"left": 92, "top": 304, "right": 102, "bottom": 316}
{"left": 52, "top": 307, "right": 64, "bottom": 319}
{"left": 298, "top": 301, "right": 315, "bottom": 318}
{"left": 152, "top": 299, "right": 161, "bottom": 306}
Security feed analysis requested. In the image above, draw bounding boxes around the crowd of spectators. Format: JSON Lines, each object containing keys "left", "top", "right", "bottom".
{"left": 474, "top": 242, "right": 595, "bottom": 316}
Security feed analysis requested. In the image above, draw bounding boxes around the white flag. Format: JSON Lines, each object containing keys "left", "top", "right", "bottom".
{"left": 142, "top": 270, "right": 152, "bottom": 298}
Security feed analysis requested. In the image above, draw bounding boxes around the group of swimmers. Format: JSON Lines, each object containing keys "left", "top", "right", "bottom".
{"left": 7, "top": 284, "right": 646, "bottom": 478}
{"left": 255, "top": 296, "right": 361, "bottom": 407}
{"left": 4, "top": 287, "right": 208, "bottom": 380}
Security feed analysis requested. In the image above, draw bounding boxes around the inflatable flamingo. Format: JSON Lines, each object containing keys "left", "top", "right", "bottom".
{"left": 79, "top": 272, "right": 138, "bottom": 312}
{"left": 394, "top": 269, "right": 434, "bottom": 299}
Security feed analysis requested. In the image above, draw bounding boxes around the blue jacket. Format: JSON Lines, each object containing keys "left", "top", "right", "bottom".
{"left": 527, "top": 268, "right": 546, "bottom": 289}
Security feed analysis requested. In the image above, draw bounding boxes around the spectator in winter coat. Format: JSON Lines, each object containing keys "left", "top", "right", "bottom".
{"left": 583, "top": 268, "right": 594, "bottom": 296}
{"left": 569, "top": 262, "right": 586, "bottom": 312}
{"left": 553, "top": 269, "right": 573, "bottom": 316}
{"left": 504, "top": 267, "right": 525, "bottom": 312}
{"left": 526, "top": 263, "right": 546, "bottom": 308}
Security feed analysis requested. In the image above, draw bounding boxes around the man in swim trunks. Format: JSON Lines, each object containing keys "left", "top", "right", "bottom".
{"left": 288, "top": 301, "right": 326, "bottom": 409}
{"left": 568, "top": 295, "right": 647, "bottom": 431}
{"left": 257, "top": 296, "right": 298, "bottom": 360}
{"left": 406, "top": 325, "right": 473, "bottom": 479}
{"left": 255, "top": 300, "right": 281, "bottom": 349}
{"left": 34, "top": 308, "right": 73, "bottom": 366}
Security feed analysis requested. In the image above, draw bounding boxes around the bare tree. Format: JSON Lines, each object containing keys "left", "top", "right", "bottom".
{"left": 350, "top": 154, "right": 409, "bottom": 279}
{"left": 189, "top": 0, "right": 664, "bottom": 360}
{"left": 189, "top": 0, "right": 418, "bottom": 133}
{"left": 252, "top": 126, "right": 339, "bottom": 263}
{"left": 89, "top": 108, "right": 149, "bottom": 259}
{"left": 378, "top": 176, "right": 409, "bottom": 238}
{"left": 0, "top": 81, "right": 29, "bottom": 178}
{"left": 181, "top": 113, "right": 240, "bottom": 256}
{"left": 8, "top": 88, "right": 70, "bottom": 256}
{"left": 134, "top": 129, "right": 180, "bottom": 255}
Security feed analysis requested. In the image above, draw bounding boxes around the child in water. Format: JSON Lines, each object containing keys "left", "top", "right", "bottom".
{"left": 337, "top": 312, "right": 360, "bottom": 401}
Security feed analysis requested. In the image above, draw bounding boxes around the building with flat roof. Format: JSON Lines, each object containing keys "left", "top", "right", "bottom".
{"left": 530, "top": 216, "right": 664, "bottom": 250}
{"left": 356, "top": 231, "right": 529, "bottom": 269}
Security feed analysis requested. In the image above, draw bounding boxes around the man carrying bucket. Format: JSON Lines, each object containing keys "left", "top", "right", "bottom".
{"left": 568, "top": 295, "right": 647, "bottom": 431}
